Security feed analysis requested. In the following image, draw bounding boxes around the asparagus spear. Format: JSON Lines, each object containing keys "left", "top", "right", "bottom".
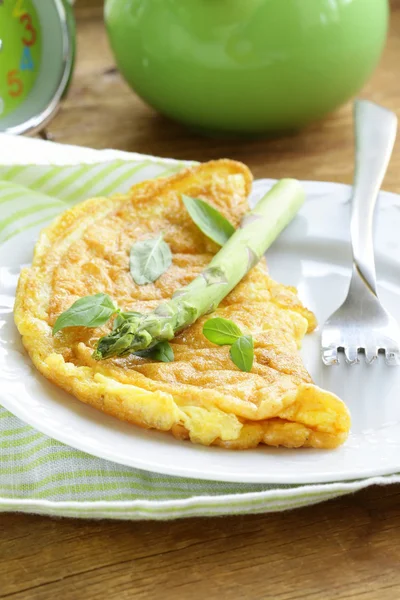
{"left": 93, "top": 179, "right": 304, "bottom": 360}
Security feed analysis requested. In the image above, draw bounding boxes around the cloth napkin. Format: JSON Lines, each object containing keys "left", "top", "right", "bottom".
{"left": 0, "top": 134, "right": 398, "bottom": 520}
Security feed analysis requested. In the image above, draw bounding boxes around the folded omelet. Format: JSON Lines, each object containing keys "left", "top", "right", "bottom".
{"left": 14, "top": 160, "right": 350, "bottom": 449}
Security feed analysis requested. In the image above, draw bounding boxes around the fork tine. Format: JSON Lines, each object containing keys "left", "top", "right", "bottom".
{"left": 364, "top": 348, "right": 379, "bottom": 365}
{"left": 344, "top": 347, "right": 360, "bottom": 365}
{"left": 384, "top": 349, "right": 400, "bottom": 366}
{"left": 322, "top": 346, "right": 339, "bottom": 366}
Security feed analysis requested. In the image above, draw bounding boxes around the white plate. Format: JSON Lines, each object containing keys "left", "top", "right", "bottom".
{"left": 2, "top": 179, "right": 400, "bottom": 484}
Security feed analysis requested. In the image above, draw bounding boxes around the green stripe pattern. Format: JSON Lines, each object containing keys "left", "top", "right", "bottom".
{"left": 3, "top": 405, "right": 378, "bottom": 520}
{"left": 0, "top": 154, "right": 384, "bottom": 520}
{"left": 0, "top": 159, "right": 185, "bottom": 243}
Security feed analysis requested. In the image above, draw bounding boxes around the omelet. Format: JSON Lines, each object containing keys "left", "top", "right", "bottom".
{"left": 14, "top": 160, "right": 350, "bottom": 449}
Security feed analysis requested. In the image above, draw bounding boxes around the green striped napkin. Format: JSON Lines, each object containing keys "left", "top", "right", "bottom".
{"left": 0, "top": 136, "right": 396, "bottom": 520}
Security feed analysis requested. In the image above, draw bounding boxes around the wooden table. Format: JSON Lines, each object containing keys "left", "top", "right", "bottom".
{"left": 1, "top": 2, "right": 400, "bottom": 599}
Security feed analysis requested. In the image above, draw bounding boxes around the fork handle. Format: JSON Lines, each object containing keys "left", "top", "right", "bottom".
{"left": 351, "top": 100, "right": 397, "bottom": 296}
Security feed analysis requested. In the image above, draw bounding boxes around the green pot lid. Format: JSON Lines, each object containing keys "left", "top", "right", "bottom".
{"left": 0, "top": 0, "right": 75, "bottom": 135}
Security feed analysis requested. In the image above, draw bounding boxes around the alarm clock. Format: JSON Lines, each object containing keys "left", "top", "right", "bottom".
{"left": 0, "top": 0, "right": 75, "bottom": 135}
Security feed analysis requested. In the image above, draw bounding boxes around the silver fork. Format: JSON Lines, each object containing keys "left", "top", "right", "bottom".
{"left": 321, "top": 100, "right": 400, "bottom": 366}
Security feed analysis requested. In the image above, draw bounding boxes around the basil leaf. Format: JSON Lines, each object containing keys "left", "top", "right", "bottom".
{"left": 203, "top": 317, "right": 242, "bottom": 346}
{"left": 182, "top": 195, "right": 235, "bottom": 246}
{"left": 53, "top": 293, "right": 118, "bottom": 335}
{"left": 135, "top": 341, "right": 174, "bottom": 363}
{"left": 112, "top": 311, "right": 142, "bottom": 331}
{"left": 229, "top": 335, "right": 254, "bottom": 372}
{"left": 130, "top": 234, "right": 172, "bottom": 285}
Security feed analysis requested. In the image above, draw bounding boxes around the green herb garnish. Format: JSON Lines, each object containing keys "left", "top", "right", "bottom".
{"left": 129, "top": 234, "right": 172, "bottom": 285}
{"left": 52, "top": 293, "right": 118, "bottom": 335}
{"left": 203, "top": 317, "right": 254, "bottom": 372}
{"left": 229, "top": 335, "right": 254, "bottom": 373}
{"left": 182, "top": 194, "right": 235, "bottom": 246}
{"left": 202, "top": 317, "right": 242, "bottom": 345}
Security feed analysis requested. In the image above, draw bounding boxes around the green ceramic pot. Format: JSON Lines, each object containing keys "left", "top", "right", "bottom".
{"left": 105, "top": 0, "right": 389, "bottom": 134}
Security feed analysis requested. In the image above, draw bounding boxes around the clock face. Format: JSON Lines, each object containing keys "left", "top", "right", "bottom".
{"left": 0, "top": 0, "right": 42, "bottom": 120}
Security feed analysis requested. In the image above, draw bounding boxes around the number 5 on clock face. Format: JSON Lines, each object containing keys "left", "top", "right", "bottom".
{"left": 7, "top": 70, "right": 23, "bottom": 97}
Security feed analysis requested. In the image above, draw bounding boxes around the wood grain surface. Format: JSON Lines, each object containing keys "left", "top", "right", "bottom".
{"left": 1, "top": 2, "right": 400, "bottom": 599}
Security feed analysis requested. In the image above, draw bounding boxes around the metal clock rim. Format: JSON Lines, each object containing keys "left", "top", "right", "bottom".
{"left": 5, "top": 0, "right": 74, "bottom": 136}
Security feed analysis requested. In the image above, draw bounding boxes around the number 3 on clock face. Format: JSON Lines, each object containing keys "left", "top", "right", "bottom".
{"left": 20, "top": 13, "right": 37, "bottom": 46}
